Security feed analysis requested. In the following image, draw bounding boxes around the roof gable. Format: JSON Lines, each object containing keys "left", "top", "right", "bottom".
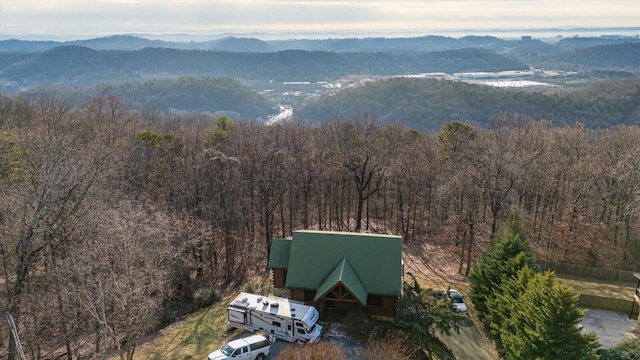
{"left": 313, "top": 257, "right": 368, "bottom": 305}
{"left": 284, "top": 230, "right": 402, "bottom": 296}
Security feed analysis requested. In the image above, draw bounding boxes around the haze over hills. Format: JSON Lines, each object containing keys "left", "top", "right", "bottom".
{"left": 2, "top": 32, "right": 640, "bottom": 52}
{"left": 1, "top": 32, "right": 640, "bottom": 130}
{"left": 2, "top": 26, "right": 640, "bottom": 42}
{"left": 0, "top": 44, "right": 530, "bottom": 89}
{"left": 2, "top": 34, "right": 639, "bottom": 89}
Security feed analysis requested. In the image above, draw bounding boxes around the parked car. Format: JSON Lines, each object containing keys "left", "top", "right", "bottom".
{"left": 207, "top": 334, "right": 271, "bottom": 360}
{"left": 447, "top": 289, "right": 468, "bottom": 314}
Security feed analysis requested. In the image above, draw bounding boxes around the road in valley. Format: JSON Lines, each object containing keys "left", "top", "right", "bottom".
{"left": 266, "top": 105, "right": 293, "bottom": 125}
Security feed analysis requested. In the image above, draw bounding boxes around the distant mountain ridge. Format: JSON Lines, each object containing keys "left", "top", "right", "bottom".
{"left": 0, "top": 34, "right": 503, "bottom": 52}
{"left": 3, "top": 33, "right": 639, "bottom": 53}
{"left": 2, "top": 33, "right": 639, "bottom": 130}
{"left": 0, "top": 46, "right": 528, "bottom": 91}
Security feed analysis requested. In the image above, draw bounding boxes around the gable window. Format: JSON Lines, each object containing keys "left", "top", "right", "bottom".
{"left": 368, "top": 294, "right": 383, "bottom": 307}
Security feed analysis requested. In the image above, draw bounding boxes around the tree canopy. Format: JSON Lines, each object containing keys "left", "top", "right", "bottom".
{"left": 468, "top": 212, "right": 538, "bottom": 315}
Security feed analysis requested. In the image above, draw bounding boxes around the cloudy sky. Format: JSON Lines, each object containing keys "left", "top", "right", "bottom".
{"left": 1, "top": 0, "right": 639, "bottom": 40}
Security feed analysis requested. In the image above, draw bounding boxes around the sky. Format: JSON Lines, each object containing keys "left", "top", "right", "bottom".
{"left": 1, "top": 0, "right": 640, "bottom": 40}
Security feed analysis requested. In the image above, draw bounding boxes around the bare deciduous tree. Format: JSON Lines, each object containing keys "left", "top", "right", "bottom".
{"left": 2, "top": 97, "right": 109, "bottom": 360}
{"left": 70, "top": 200, "right": 177, "bottom": 360}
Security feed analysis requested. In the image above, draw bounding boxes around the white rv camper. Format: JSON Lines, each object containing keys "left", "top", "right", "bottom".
{"left": 227, "top": 292, "right": 323, "bottom": 343}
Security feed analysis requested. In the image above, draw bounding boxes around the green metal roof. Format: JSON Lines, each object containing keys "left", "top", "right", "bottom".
{"left": 285, "top": 230, "right": 402, "bottom": 296}
{"left": 313, "top": 257, "right": 368, "bottom": 305}
{"left": 268, "top": 238, "right": 292, "bottom": 269}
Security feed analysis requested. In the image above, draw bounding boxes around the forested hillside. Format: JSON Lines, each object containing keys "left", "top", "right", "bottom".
{"left": 18, "top": 76, "right": 640, "bottom": 129}
{"left": 2, "top": 93, "right": 640, "bottom": 358}
{"left": 0, "top": 46, "right": 527, "bottom": 90}
{"left": 297, "top": 78, "right": 640, "bottom": 130}
{"left": 530, "top": 42, "right": 640, "bottom": 71}
{"left": 26, "top": 77, "right": 276, "bottom": 119}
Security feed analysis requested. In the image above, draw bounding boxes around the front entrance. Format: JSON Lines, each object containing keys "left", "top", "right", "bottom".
{"left": 322, "top": 283, "right": 362, "bottom": 311}
{"left": 321, "top": 308, "right": 351, "bottom": 322}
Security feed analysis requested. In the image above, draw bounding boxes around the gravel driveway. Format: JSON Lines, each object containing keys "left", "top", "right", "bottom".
{"left": 580, "top": 308, "right": 638, "bottom": 349}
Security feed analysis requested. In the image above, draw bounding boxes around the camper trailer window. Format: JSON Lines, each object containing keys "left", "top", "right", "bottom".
{"left": 273, "top": 321, "right": 281, "bottom": 327}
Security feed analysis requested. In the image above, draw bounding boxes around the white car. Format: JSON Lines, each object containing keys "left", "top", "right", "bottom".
{"left": 208, "top": 334, "right": 270, "bottom": 360}
{"left": 447, "top": 289, "right": 468, "bottom": 314}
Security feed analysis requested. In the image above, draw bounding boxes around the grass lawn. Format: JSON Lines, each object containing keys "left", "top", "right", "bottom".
{"left": 130, "top": 265, "right": 635, "bottom": 360}
{"left": 133, "top": 295, "right": 239, "bottom": 360}
{"left": 556, "top": 274, "right": 636, "bottom": 299}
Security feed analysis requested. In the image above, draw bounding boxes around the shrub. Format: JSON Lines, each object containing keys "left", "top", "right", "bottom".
{"left": 242, "top": 281, "right": 272, "bottom": 295}
{"left": 358, "top": 334, "right": 418, "bottom": 360}
{"left": 598, "top": 338, "right": 640, "bottom": 360}
{"left": 192, "top": 287, "right": 220, "bottom": 308}
{"left": 276, "top": 341, "right": 347, "bottom": 360}
{"left": 340, "top": 311, "right": 376, "bottom": 340}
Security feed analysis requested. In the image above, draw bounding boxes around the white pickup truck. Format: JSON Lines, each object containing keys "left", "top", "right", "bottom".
{"left": 207, "top": 334, "right": 271, "bottom": 360}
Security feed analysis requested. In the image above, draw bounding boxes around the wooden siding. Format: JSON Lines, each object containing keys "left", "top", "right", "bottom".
{"left": 288, "top": 287, "right": 396, "bottom": 319}
{"left": 273, "top": 268, "right": 287, "bottom": 289}
{"left": 290, "top": 289, "right": 305, "bottom": 302}
{"left": 364, "top": 296, "right": 396, "bottom": 318}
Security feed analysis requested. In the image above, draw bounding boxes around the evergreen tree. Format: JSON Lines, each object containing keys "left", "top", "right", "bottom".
{"left": 396, "top": 274, "right": 467, "bottom": 355}
{"left": 501, "top": 271, "right": 600, "bottom": 360}
{"left": 469, "top": 212, "right": 538, "bottom": 315}
{"left": 484, "top": 265, "right": 537, "bottom": 339}
{"left": 598, "top": 338, "right": 640, "bottom": 360}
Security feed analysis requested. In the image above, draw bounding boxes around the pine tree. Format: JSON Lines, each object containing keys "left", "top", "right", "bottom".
{"left": 485, "top": 265, "right": 537, "bottom": 339}
{"left": 396, "top": 274, "right": 467, "bottom": 354}
{"left": 501, "top": 271, "right": 600, "bottom": 360}
{"left": 469, "top": 212, "right": 538, "bottom": 315}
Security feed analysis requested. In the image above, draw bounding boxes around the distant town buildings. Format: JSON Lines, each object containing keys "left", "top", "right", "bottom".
{"left": 452, "top": 70, "right": 535, "bottom": 79}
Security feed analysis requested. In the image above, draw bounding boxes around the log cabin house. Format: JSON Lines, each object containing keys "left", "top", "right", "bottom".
{"left": 268, "top": 230, "right": 403, "bottom": 320}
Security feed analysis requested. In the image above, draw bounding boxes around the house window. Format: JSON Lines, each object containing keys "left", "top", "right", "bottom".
{"left": 368, "top": 294, "right": 383, "bottom": 307}
{"left": 304, "top": 290, "right": 315, "bottom": 302}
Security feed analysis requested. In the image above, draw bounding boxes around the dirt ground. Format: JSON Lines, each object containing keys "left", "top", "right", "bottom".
{"left": 403, "top": 240, "right": 499, "bottom": 360}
